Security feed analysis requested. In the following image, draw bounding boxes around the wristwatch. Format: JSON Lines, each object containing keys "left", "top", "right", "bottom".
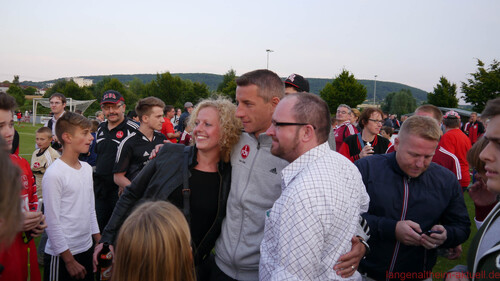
{"left": 357, "top": 236, "right": 371, "bottom": 256}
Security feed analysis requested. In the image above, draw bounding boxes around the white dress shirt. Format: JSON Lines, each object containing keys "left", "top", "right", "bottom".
{"left": 260, "top": 142, "right": 369, "bottom": 281}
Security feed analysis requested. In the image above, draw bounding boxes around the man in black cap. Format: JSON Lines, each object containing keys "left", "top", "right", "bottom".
{"left": 94, "top": 90, "right": 139, "bottom": 231}
{"left": 177, "top": 101, "right": 193, "bottom": 134}
{"left": 284, "top": 73, "right": 310, "bottom": 95}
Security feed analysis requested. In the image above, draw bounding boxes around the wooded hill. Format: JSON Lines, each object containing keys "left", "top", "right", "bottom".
{"left": 22, "top": 73, "right": 428, "bottom": 103}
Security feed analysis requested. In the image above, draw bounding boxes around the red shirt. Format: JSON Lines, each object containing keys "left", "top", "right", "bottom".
{"left": 0, "top": 155, "right": 40, "bottom": 281}
{"left": 161, "top": 117, "right": 177, "bottom": 143}
{"left": 467, "top": 121, "right": 485, "bottom": 145}
{"left": 439, "top": 128, "right": 472, "bottom": 187}
{"left": 334, "top": 122, "right": 358, "bottom": 152}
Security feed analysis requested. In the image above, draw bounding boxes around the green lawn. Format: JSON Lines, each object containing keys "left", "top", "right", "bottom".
{"left": 14, "top": 122, "right": 475, "bottom": 280}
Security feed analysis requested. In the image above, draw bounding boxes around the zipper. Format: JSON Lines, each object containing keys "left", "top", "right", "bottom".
{"left": 231, "top": 137, "right": 261, "bottom": 268}
{"left": 387, "top": 177, "right": 410, "bottom": 281}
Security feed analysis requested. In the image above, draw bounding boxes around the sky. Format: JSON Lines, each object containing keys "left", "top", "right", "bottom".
{"left": 1, "top": 0, "right": 499, "bottom": 101}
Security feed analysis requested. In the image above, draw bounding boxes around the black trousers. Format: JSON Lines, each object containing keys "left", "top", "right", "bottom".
{"left": 44, "top": 247, "right": 94, "bottom": 281}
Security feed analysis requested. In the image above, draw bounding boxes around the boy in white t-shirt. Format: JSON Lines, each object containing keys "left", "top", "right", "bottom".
{"left": 42, "top": 112, "right": 100, "bottom": 281}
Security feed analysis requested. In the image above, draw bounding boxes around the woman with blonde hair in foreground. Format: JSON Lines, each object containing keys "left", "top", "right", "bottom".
{"left": 96, "top": 96, "right": 242, "bottom": 279}
{"left": 111, "top": 201, "right": 195, "bottom": 281}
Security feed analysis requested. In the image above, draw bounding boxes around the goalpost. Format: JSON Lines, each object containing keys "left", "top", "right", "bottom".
{"left": 32, "top": 98, "right": 96, "bottom": 125}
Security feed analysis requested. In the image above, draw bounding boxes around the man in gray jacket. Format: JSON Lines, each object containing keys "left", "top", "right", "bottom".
{"left": 211, "top": 70, "right": 367, "bottom": 280}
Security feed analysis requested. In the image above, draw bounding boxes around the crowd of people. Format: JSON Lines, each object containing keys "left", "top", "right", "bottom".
{"left": 0, "top": 70, "right": 499, "bottom": 281}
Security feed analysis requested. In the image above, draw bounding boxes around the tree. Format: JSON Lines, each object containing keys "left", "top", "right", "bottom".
{"left": 13, "top": 75, "right": 20, "bottom": 85}
{"left": 319, "top": 69, "right": 367, "bottom": 114}
{"left": 427, "top": 76, "right": 458, "bottom": 108}
{"left": 128, "top": 78, "right": 145, "bottom": 99}
{"left": 462, "top": 59, "right": 500, "bottom": 112}
{"left": 382, "top": 89, "right": 417, "bottom": 117}
{"left": 7, "top": 85, "right": 25, "bottom": 107}
{"left": 23, "top": 86, "right": 38, "bottom": 96}
{"left": 217, "top": 69, "right": 237, "bottom": 101}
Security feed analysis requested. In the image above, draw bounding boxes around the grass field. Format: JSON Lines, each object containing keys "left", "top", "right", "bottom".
{"left": 14, "top": 122, "right": 476, "bottom": 280}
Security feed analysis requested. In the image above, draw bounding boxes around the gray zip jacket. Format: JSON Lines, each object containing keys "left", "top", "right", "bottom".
{"left": 214, "top": 132, "right": 288, "bottom": 280}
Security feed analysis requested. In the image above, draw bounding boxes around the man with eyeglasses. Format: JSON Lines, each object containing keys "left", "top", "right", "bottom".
{"left": 334, "top": 104, "right": 358, "bottom": 151}
{"left": 44, "top": 92, "right": 67, "bottom": 151}
{"left": 211, "top": 70, "right": 369, "bottom": 281}
{"left": 94, "top": 90, "right": 139, "bottom": 231}
{"left": 260, "top": 92, "right": 369, "bottom": 280}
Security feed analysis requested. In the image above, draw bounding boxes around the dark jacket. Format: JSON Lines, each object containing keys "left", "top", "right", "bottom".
{"left": 355, "top": 152, "right": 470, "bottom": 281}
{"left": 100, "top": 143, "right": 231, "bottom": 264}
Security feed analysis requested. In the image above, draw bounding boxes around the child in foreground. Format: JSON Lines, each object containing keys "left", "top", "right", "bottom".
{"left": 112, "top": 201, "right": 195, "bottom": 281}
{"left": 31, "top": 126, "right": 60, "bottom": 199}
{"left": 42, "top": 112, "right": 100, "bottom": 281}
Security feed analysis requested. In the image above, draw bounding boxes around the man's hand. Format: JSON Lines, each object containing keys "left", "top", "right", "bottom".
{"left": 66, "top": 259, "right": 87, "bottom": 279}
{"left": 61, "top": 250, "right": 87, "bottom": 279}
{"left": 149, "top": 141, "right": 168, "bottom": 160}
{"left": 93, "top": 243, "right": 115, "bottom": 272}
{"left": 395, "top": 220, "right": 422, "bottom": 246}
{"left": 22, "top": 211, "right": 44, "bottom": 232}
{"left": 446, "top": 245, "right": 462, "bottom": 260}
{"left": 420, "top": 225, "right": 447, "bottom": 250}
{"left": 334, "top": 236, "right": 366, "bottom": 278}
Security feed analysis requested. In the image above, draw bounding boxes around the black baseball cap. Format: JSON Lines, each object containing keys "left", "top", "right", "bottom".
{"left": 101, "top": 90, "right": 125, "bottom": 104}
{"left": 284, "top": 73, "right": 310, "bottom": 92}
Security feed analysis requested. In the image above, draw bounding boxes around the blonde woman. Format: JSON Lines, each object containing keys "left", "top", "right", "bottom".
{"left": 112, "top": 201, "right": 195, "bottom": 281}
{"left": 94, "top": 96, "right": 242, "bottom": 279}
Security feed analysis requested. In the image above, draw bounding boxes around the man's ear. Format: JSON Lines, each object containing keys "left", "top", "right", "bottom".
{"left": 301, "top": 125, "right": 316, "bottom": 143}
{"left": 270, "top": 97, "right": 280, "bottom": 108}
{"left": 394, "top": 137, "right": 400, "bottom": 152}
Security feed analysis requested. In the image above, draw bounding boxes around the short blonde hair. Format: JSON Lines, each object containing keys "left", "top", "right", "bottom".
{"left": 112, "top": 201, "right": 195, "bottom": 281}
{"left": 187, "top": 96, "right": 242, "bottom": 162}
{"left": 398, "top": 115, "right": 441, "bottom": 142}
{"left": 0, "top": 141, "right": 23, "bottom": 247}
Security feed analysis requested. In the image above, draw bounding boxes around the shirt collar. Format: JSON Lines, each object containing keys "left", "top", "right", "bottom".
{"left": 281, "top": 142, "right": 329, "bottom": 189}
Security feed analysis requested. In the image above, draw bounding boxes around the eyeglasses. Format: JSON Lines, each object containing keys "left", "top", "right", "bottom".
{"left": 271, "top": 120, "right": 316, "bottom": 129}
{"left": 368, "top": 119, "right": 384, "bottom": 125}
{"left": 337, "top": 110, "right": 349, "bottom": 115}
{"left": 101, "top": 104, "right": 123, "bottom": 111}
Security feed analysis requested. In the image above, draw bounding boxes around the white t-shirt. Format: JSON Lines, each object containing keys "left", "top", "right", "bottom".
{"left": 42, "top": 159, "right": 99, "bottom": 256}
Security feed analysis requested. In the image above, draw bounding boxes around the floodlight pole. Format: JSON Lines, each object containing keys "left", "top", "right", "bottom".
{"left": 266, "top": 49, "right": 274, "bottom": 69}
{"left": 373, "top": 75, "right": 378, "bottom": 106}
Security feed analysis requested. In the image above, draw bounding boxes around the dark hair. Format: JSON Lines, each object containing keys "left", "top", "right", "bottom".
{"left": 49, "top": 92, "right": 67, "bottom": 104}
{"left": 55, "top": 111, "right": 92, "bottom": 146}
{"left": 236, "top": 69, "right": 284, "bottom": 102}
{"left": 481, "top": 97, "right": 500, "bottom": 119}
{"left": 0, "top": 91, "right": 17, "bottom": 112}
{"left": 416, "top": 104, "right": 443, "bottom": 122}
{"left": 288, "top": 93, "right": 331, "bottom": 144}
{"left": 135, "top": 97, "right": 165, "bottom": 121}
{"left": 443, "top": 117, "right": 460, "bottom": 128}
{"left": 91, "top": 120, "right": 99, "bottom": 133}
{"left": 127, "top": 110, "right": 138, "bottom": 119}
{"left": 467, "top": 137, "right": 489, "bottom": 175}
{"left": 164, "top": 105, "right": 175, "bottom": 115}
{"left": 359, "top": 107, "right": 383, "bottom": 129}
{"left": 381, "top": 126, "right": 394, "bottom": 137}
